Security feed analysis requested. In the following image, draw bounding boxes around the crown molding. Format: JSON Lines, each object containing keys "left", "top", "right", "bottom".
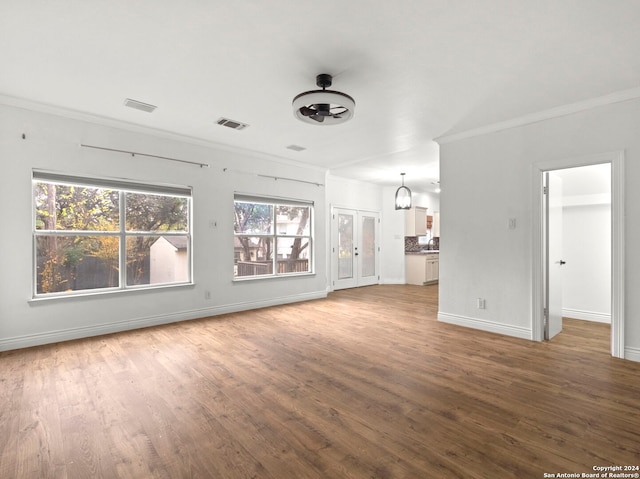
{"left": 0, "top": 94, "right": 327, "bottom": 174}
{"left": 435, "top": 86, "right": 640, "bottom": 145}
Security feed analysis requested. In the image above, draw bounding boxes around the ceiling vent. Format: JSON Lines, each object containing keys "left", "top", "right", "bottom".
{"left": 286, "top": 144, "right": 306, "bottom": 152}
{"left": 123, "top": 98, "right": 157, "bottom": 113}
{"left": 216, "top": 117, "right": 249, "bottom": 130}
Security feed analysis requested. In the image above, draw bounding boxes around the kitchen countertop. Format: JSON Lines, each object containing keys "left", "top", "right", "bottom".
{"left": 405, "top": 250, "right": 439, "bottom": 255}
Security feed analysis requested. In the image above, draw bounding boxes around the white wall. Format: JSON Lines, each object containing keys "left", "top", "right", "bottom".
{"left": 438, "top": 97, "right": 640, "bottom": 360}
{"left": 562, "top": 202, "right": 611, "bottom": 322}
{"left": 0, "top": 103, "right": 328, "bottom": 351}
{"left": 381, "top": 186, "right": 407, "bottom": 284}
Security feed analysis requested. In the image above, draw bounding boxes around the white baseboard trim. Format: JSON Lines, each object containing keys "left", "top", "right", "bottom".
{"left": 624, "top": 347, "right": 640, "bottom": 363}
{"left": 437, "top": 312, "right": 532, "bottom": 340}
{"left": 562, "top": 308, "right": 611, "bottom": 323}
{"left": 0, "top": 290, "right": 327, "bottom": 352}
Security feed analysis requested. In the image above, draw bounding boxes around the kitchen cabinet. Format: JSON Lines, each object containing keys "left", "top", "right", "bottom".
{"left": 405, "top": 253, "right": 439, "bottom": 285}
{"left": 433, "top": 211, "right": 440, "bottom": 237}
{"left": 405, "top": 206, "right": 427, "bottom": 236}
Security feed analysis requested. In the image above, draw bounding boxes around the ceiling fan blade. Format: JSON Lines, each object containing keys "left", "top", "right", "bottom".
{"left": 310, "top": 114, "right": 324, "bottom": 123}
{"left": 299, "top": 106, "right": 316, "bottom": 117}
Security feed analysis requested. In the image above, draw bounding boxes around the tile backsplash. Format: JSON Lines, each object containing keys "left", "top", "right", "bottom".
{"left": 405, "top": 236, "right": 439, "bottom": 252}
{"left": 404, "top": 236, "right": 421, "bottom": 252}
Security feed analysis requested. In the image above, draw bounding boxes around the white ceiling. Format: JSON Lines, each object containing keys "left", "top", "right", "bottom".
{"left": 555, "top": 163, "right": 611, "bottom": 198}
{"left": 2, "top": 1, "right": 640, "bottom": 193}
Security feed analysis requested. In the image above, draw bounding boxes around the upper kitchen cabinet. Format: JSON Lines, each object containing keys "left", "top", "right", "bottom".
{"left": 405, "top": 206, "right": 427, "bottom": 236}
{"left": 433, "top": 211, "right": 440, "bottom": 237}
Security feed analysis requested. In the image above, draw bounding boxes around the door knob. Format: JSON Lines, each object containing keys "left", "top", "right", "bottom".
{"left": 558, "top": 260, "right": 566, "bottom": 265}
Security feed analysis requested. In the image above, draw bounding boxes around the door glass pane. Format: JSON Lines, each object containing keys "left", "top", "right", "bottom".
{"left": 338, "top": 214, "right": 353, "bottom": 279}
{"left": 361, "top": 216, "right": 376, "bottom": 277}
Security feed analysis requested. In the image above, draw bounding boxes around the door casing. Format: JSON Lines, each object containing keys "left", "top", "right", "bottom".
{"left": 331, "top": 207, "right": 380, "bottom": 291}
{"left": 532, "top": 151, "right": 625, "bottom": 358}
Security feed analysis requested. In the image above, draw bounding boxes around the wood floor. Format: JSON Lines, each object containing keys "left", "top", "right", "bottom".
{"left": 1, "top": 285, "right": 639, "bottom": 478}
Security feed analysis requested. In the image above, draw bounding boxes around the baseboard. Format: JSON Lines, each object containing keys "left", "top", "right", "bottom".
{"left": 380, "top": 279, "right": 407, "bottom": 285}
{"left": 0, "top": 290, "right": 327, "bottom": 352}
{"left": 624, "top": 347, "right": 640, "bottom": 363}
{"left": 437, "top": 312, "right": 532, "bottom": 340}
{"left": 563, "top": 308, "right": 611, "bottom": 323}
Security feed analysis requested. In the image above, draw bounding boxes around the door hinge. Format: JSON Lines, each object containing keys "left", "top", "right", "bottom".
{"left": 543, "top": 186, "right": 548, "bottom": 195}
{"left": 543, "top": 307, "right": 548, "bottom": 318}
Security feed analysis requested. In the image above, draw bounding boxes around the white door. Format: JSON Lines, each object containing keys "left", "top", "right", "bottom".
{"left": 332, "top": 208, "right": 380, "bottom": 290}
{"left": 545, "top": 172, "right": 564, "bottom": 339}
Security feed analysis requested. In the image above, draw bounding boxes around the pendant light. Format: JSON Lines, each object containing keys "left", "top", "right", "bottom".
{"left": 395, "top": 173, "right": 412, "bottom": 210}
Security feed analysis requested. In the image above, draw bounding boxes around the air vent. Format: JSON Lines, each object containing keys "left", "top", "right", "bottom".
{"left": 286, "top": 144, "right": 306, "bottom": 152}
{"left": 123, "top": 98, "right": 157, "bottom": 113}
{"left": 216, "top": 117, "right": 249, "bottom": 130}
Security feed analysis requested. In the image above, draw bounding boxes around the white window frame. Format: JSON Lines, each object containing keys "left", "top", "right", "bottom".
{"left": 233, "top": 194, "right": 314, "bottom": 280}
{"left": 32, "top": 171, "right": 193, "bottom": 298}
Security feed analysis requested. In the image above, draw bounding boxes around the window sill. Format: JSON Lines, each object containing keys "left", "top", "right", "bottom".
{"left": 28, "top": 282, "right": 195, "bottom": 304}
{"left": 232, "top": 272, "right": 315, "bottom": 283}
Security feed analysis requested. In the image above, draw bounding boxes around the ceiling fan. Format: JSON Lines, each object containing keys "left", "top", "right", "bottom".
{"left": 292, "top": 74, "right": 355, "bottom": 126}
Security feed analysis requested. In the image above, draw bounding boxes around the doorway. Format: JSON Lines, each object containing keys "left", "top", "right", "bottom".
{"left": 331, "top": 207, "right": 380, "bottom": 290}
{"left": 533, "top": 151, "right": 625, "bottom": 358}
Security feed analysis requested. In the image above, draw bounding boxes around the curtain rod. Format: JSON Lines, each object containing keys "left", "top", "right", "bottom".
{"left": 79, "top": 144, "right": 210, "bottom": 168}
{"left": 256, "top": 174, "right": 323, "bottom": 187}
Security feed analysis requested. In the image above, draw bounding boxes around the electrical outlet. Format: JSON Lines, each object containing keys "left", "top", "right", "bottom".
{"left": 204, "top": 290, "right": 211, "bottom": 300}
{"left": 477, "top": 298, "right": 486, "bottom": 309}
{"left": 508, "top": 218, "right": 517, "bottom": 230}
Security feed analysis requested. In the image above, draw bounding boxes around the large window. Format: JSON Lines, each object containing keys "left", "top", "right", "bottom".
{"left": 33, "top": 172, "right": 191, "bottom": 297}
{"left": 234, "top": 196, "right": 313, "bottom": 279}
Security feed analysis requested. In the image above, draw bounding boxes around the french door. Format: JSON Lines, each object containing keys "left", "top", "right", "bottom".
{"left": 332, "top": 208, "right": 380, "bottom": 290}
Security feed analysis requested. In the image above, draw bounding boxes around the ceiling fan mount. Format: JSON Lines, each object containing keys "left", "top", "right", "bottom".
{"left": 315, "top": 73, "right": 333, "bottom": 89}
{"left": 293, "top": 73, "right": 355, "bottom": 126}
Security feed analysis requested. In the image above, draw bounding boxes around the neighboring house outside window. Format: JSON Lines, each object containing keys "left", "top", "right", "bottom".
{"left": 33, "top": 171, "right": 192, "bottom": 297}
{"left": 234, "top": 195, "right": 313, "bottom": 279}
{"left": 150, "top": 236, "right": 189, "bottom": 284}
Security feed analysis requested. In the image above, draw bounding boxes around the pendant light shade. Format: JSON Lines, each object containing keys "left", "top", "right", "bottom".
{"left": 395, "top": 173, "right": 412, "bottom": 210}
